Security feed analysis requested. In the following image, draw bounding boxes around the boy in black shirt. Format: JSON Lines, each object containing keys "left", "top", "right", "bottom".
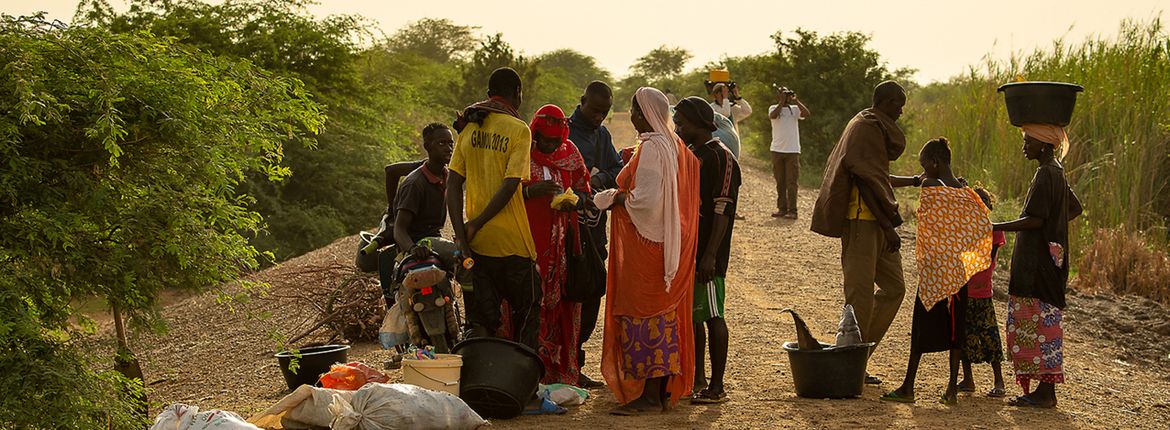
{"left": 378, "top": 123, "right": 454, "bottom": 299}
{"left": 673, "top": 97, "right": 742, "bottom": 404}
{"left": 391, "top": 123, "right": 454, "bottom": 256}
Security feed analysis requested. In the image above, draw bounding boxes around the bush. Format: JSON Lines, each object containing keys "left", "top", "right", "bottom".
{"left": 1075, "top": 228, "right": 1170, "bottom": 304}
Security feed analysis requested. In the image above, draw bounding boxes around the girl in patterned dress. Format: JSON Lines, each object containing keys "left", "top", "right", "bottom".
{"left": 958, "top": 188, "right": 1008, "bottom": 398}
{"left": 882, "top": 138, "right": 992, "bottom": 405}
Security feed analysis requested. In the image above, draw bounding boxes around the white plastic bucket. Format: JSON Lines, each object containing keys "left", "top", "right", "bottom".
{"left": 402, "top": 353, "right": 462, "bottom": 396}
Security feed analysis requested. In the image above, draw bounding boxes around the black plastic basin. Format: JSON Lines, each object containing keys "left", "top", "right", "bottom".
{"left": 783, "top": 341, "right": 874, "bottom": 399}
{"left": 452, "top": 337, "right": 544, "bottom": 419}
{"left": 998, "top": 81, "right": 1084, "bottom": 127}
{"left": 274, "top": 344, "right": 351, "bottom": 391}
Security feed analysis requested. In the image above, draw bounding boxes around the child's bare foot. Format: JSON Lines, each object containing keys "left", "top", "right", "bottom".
{"left": 941, "top": 385, "right": 959, "bottom": 406}
{"left": 879, "top": 385, "right": 915, "bottom": 403}
{"left": 957, "top": 379, "right": 976, "bottom": 393}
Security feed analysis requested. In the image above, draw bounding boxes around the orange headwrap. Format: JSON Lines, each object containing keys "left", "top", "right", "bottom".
{"left": 1021, "top": 123, "right": 1069, "bottom": 160}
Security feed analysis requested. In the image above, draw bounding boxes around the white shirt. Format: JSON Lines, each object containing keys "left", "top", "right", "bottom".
{"left": 769, "top": 104, "right": 802, "bottom": 153}
{"left": 709, "top": 98, "right": 752, "bottom": 131}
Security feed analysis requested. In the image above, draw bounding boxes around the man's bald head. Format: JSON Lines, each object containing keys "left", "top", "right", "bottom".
{"left": 872, "top": 81, "right": 905, "bottom": 106}
{"left": 872, "top": 80, "right": 907, "bottom": 121}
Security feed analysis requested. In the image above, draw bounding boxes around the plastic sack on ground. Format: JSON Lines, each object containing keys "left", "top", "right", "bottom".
{"left": 539, "top": 384, "right": 588, "bottom": 406}
{"left": 328, "top": 383, "right": 488, "bottom": 430}
{"left": 379, "top": 288, "right": 411, "bottom": 349}
{"left": 835, "top": 304, "right": 863, "bottom": 347}
{"left": 152, "top": 404, "right": 260, "bottom": 430}
{"left": 248, "top": 385, "right": 355, "bottom": 429}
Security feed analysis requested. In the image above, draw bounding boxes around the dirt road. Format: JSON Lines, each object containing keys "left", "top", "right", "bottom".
{"left": 128, "top": 149, "right": 1170, "bottom": 428}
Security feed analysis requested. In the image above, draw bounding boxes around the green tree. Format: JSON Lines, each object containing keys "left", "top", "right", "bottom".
{"left": 729, "top": 29, "right": 913, "bottom": 174}
{"left": 0, "top": 14, "right": 323, "bottom": 428}
{"left": 456, "top": 33, "right": 537, "bottom": 112}
{"left": 631, "top": 45, "right": 692, "bottom": 83}
{"left": 82, "top": 0, "right": 428, "bottom": 260}
{"left": 528, "top": 49, "right": 613, "bottom": 112}
{"left": 614, "top": 46, "right": 693, "bottom": 110}
{"left": 387, "top": 17, "right": 478, "bottom": 63}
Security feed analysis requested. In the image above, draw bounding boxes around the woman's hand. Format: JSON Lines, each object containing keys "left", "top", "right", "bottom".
{"left": 525, "top": 180, "right": 562, "bottom": 199}
{"left": 593, "top": 189, "right": 620, "bottom": 211}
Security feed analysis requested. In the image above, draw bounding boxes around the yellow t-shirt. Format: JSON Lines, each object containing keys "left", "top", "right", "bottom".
{"left": 449, "top": 113, "right": 537, "bottom": 259}
{"left": 847, "top": 185, "right": 877, "bottom": 221}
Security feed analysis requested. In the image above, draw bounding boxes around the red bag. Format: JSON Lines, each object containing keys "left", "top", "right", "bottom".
{"left": 319, "top": 364, "right": 366, "bottom": 390}
{"left": 319, "top": 362, "right": 389, "bottom": 390}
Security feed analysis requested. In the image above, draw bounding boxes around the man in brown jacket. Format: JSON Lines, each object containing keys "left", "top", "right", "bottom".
{"left": 810, "top": 81, "right": 921, "bottom": 385}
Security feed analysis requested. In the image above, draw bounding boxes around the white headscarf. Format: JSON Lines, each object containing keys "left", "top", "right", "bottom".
{"left": 628, "top": 87, "right": 684, "bottom": 290}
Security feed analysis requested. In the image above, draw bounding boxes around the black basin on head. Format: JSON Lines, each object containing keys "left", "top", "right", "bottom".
{"left": 998, "top": 81, "right": 1084, "bottom": 127}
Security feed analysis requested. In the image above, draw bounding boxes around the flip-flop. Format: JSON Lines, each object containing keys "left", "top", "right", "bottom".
{"left": 987, "top": 387, "right": 1007, "bottom": 398}
{"left": 1008, "top": 395, "right": 1055, "bottom": 409}
{"left": 690, "top": 389, "right": 729, "bottom": 404}
{"left": 958, "top": 383, "right": 976, "bottom": 393}
{"left": 865, "top": 374, "right": 883, "bottom": 385}
{"left": 879, "top": 391, "right": 915, "bottom": 404}
{"left": 523, "top": 398, "right": 567, "bottom": 415}
{"left": 939, "top": 394, "right": 958, "bottom": 406}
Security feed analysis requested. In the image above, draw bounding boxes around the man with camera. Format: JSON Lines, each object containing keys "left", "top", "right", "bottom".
{"left": 708, "top": 82, "right": 753, "bottom": 135}
{"left": 769, "top": 86, "right": 810, "bottom": 219}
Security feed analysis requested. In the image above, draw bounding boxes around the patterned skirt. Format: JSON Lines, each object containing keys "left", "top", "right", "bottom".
{"left": 1006, "top": 296, "right": 1065, "bottom": 387}
{"left": 617, "top": 310, "right": 683, "bottom": 380}
{"left": 962, "top": 297, "right": 1004, "bottom": 363}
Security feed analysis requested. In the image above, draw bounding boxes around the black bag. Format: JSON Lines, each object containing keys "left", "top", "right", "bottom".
{"left": 564, "top": 224, "right": 606, "bottom": 302}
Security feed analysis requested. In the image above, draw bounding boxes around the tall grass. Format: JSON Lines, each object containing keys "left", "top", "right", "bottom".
{"left": 900, "top": 17, "right": 1170, "bottom": 300}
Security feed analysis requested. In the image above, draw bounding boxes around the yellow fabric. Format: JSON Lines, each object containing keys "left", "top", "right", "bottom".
{"left": 847, "top": 186, "right": 877, "bottom": 221}
{"left": 550, "top": 188, "right": 579, "bottom": 209}
{"left": 914, "top": 186, "right": 993, "bottom": 310}
{"left": 450, "top": 113, "right": 537, "bottom": 259}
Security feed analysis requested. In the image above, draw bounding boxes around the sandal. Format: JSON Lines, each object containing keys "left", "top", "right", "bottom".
{"left": 939, "top": 394, "right": 958, "bottom": 406}
{"left": 987, "top": 387, "right": 1006, "bottom": 398}
{"left": 1008, "top": 395, "right": 1055, "bottom": 409}
{"left": 879, "top": 391, "right": 915, "bottom": 404}
{"left": 957, "top": 382, "right": 976, "bottom": 393}
{"left": 523, "top": 398, "right": 567, "bottom": 415}
{"left": 690, "top": 388, "right": 729, "bottom": 404}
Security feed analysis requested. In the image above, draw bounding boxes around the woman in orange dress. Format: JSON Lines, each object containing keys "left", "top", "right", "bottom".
{"left": 594, "top": 87, "right": 700, "bottom": 415}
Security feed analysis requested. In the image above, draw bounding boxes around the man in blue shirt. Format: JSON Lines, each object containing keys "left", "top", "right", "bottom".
{"left": 567, "top": 81, "right": 621, "bottom": 388}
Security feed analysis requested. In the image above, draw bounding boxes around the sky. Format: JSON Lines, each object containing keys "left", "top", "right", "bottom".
{"left": 5, "top": 0, "right": 1166, "bottom": 83}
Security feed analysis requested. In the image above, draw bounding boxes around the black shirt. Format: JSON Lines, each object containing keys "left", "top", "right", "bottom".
{"left": 393, "top": 165, "right": 448, "bottom": 243}
{"left": 690, "top": 138, "right": 742, "bottom": 276}
{"left": 1008, "top": 158, "right": 1081, "bottom": 309}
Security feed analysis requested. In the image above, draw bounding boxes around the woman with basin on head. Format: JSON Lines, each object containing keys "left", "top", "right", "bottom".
{"left": 994, "top": 124, "right": 1082, "bottom": 409}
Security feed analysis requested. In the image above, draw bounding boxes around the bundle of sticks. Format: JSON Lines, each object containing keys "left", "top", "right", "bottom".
{"left": 263, "top": 262, "right": 386, "bottom": 345}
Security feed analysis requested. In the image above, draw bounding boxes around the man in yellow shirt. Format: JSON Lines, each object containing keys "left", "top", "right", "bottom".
{"left": 447, "top": 67, "right": 541, "bottom": 350}
{"left": 811, "top": 81, "right": 921, "bottom": 385}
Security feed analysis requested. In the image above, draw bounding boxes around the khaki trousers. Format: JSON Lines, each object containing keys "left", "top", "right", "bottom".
{"left": 771, "top": 152, "right": 800, "bottom": 213}
{"left": 841, "top": 220, "right": 906, "bottom": 347}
